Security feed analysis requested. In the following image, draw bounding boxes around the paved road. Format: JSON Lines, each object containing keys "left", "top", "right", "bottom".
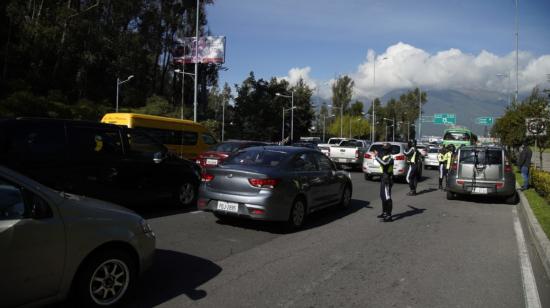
{"left": 126, "top": 169, "right": 549, "bottom": 308}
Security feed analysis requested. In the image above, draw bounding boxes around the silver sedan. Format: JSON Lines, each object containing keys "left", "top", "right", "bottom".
{"left": 198, "top": 146, "right": 353, "bottom": 228}
{"left": 0, "top": 166, "right": 155, "bottom": 307}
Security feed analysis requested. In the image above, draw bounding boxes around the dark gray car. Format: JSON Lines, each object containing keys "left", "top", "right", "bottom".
{"left": 446, "top": 146, "right": 518, "bottom": 204}
{"left": 197, "top": 146, "right": 353, "bottom": 228}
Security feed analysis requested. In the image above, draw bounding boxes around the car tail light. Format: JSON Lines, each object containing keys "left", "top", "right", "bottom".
{"left": 201, "top": 173, "right": 215, "bottom": 182}
{"left": 197, "top": 198, "right": 208, "bottom": 209}
{"left": 496, "top": 182, "right": 504, "bottom": 189}
{"left": 249, "top": 208, "right": 266, "bottom": 215}
{"left": 249, "top": 178, "right": 279, "bottom": 189}
{"left": 451, "top": 162, "right": 457, "bottom": 171}
{"left": 504, "top": 164, "right": 512, "bottom": 173}
{"left": 456, "top": 179, "right": 465, "bottom": 185}
{"left": 364, "top": 153, "right": 372, "bottom": 159}
{"left": 394, "top": 154, "right": 405, "bottom": 161}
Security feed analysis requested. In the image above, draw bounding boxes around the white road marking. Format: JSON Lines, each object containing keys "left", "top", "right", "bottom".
{"left": 513, "top": 208, "right": 542, "bottom": 308}
{"left": 190, "top": 210, "right": 203, "bottom": 214}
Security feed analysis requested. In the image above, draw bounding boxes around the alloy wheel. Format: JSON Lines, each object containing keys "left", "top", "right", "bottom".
{"left": 89, "top": 259, "right": 130, "bottom": 306}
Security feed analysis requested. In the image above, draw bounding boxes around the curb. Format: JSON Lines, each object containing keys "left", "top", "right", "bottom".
{"left": 517, "top": 188, "right": 550, "bottom": 280}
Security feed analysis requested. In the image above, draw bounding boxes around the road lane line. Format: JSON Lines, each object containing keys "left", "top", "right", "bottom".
{"left": 513, "top": 208, "right": 542, "bottom": 308}
{"left": 190, "top": 210, "right": 203, "bottom": 214}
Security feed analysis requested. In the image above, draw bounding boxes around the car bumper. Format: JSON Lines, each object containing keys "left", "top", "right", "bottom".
{"left": 362, "top": 164, "right": 408, "bottom": 177}
{"left": 424, "top": 160, "right": 439, "bottom": 167}
{"left": 333, "top": 158, "right": 361, "bottom": 165}
{"left": 134, "top": 232, "right": 156, "bottom": 275}
{"left": 197, "top": 188, "right": 292, "bottom": 221}
{"left": 446, "top": 179, "right": 516, "bottom": 197}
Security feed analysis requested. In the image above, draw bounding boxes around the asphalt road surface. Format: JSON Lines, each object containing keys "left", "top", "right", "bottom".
{"left": 126, "top": 169, "right": 550, "bottom": 308}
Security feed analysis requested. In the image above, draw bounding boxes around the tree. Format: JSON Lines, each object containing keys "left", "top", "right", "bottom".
{"left": 350, "top": 100, "right": 364, "bottom": 116}
{"left": 331, "top": 75, "right": 354, "bottom": 115}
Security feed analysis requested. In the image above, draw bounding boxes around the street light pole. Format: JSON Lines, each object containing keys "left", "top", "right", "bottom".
{"left": 276, "top": 92, "right": 295, "bottom": 142}
{"left": 116, "top": 75, "right": 134, "bottom": 112}
{"left": 418, "top": 88, "right": 422, "bottom": 141}
{"left": 174, "top": 69, "right": 195, "bottom": 119}
{"left": 193, "top": 0, "right": 200, "bottom": 122}
{"left": 328, "top": 105, "right": 343, "bottom": 138}
{"left": 384, "top": 118, "right": 395, "bottom": 141}
{"left": 281, "top": 106, "right": 296, "bottom": 144}
{"left": 221, "top": 99, "right": 225, "bottom": 141}
{"left": 515, "top": 0, "right": 519, "bottom": 102}
{"left": 372, "top": 56, "right": 388, "bottom": 142}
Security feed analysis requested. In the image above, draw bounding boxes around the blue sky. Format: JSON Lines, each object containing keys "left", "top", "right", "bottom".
{"left": 206, "top": 0, "right": 550, "bottom": 97}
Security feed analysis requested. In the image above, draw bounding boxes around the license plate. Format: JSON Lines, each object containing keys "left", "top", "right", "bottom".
{"left": 472, "top": 187, "right": 488, "bottom": 194}
{"left": 339, "top": 158, "right": 347, "bottom": 163}
{"left": 206, "top": 159, "right": 218, "bottom": 165}
{"left": 217, "top": 201, "right": 239, "bottom": 212}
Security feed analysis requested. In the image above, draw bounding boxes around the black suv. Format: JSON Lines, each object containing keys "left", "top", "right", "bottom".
{"left": 0, "top": 118, "right": 201, "bottom": 207}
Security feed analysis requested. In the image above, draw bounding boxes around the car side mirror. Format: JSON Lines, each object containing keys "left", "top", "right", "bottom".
{"left": 22, "top": 189, "right": 52, "bottom": 219}
{"left": 153, "top": 151, "right": 166, "bottom": 164}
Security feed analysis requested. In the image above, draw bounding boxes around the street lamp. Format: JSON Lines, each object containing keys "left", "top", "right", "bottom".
{"left": 174, "top": 69, "right": 196, "bottom": 120}
{"left": 193, "top": 0, "right": 200, "bottom": 122}
{"left": 372, "top": 56, "right": 389, "bottom": 142}
{"left": 282, "top": 106, "right": 297, "bottom": 144}
{"left": 276, "top": 91, "right": 295, "bottom": 142}
{"left": 116, "top": 75, "right": 134, "bottom": 112}
{"left": 328, "top": 104, "right": 343, "bottom": 138}
{"left": 321, "top": 114, "right": 335, "bottom": 143}
{"left": 384, "top": 118, "right": 395, "bottom": 141}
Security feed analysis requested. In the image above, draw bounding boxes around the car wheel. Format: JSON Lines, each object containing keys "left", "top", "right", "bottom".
{"left": 288, "top": 198, "right": 307, "bottom": 229}
{"left": 446, "top": 190, "right": 455, "bottom": 200}
{"left": 505, "top": 192, "right": 519, "bottom": 205}
{"left": 74, "top": 249, "right": 136, "bottom": 307}
{"left": 175, "top": 181, "right": 197, "bottom": 207}
{"left": 340, "top": 184, "right": 352, "bottom": 209}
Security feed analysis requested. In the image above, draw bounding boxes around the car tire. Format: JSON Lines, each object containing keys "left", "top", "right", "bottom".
{"left": 446, "top": 190, "right": 455, "bottom": 200}
{"left": 340, "top": 184, "right": 352, "bottom": 209}
{"left": 175, "top": 180, "right": 198, "bottom": 207}
{"left": 505, "top": 192, "right": 519, "bottom": 205}
{"left": 288, "top": 198, "right": 307, "bottom": 230}
{"left": 74, "top": 249, "right": 137, "bottom": 308}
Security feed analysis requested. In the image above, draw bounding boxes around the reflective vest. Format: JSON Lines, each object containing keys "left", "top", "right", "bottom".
{"left": 437, "top": 152, "right": 445, "bottom": 163}
{"left": 407, "top": 148, "right": 418, "bottom": 164}
{"left": 444, "top": 152, "right": 452, "bottom": 169}
{"left": 381, "top": 154, "right": 394, "bottom": 175}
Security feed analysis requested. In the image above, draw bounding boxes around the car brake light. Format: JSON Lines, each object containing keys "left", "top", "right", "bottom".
{"left": 504, "top": 164, "right": 512, "bottom": 173}
{"left": 394, "top": 154, "right": 405, "bottom": 161}
{"left": 249, "top": 178, "right": 279, "bottom": 189}
{"left": 364, "top": 153, "right": 372, "bottom": 159}
{"left": 201, "top": 173, "right": 215, "bottom": 182}
{"left": 496, "top": 182, "right": 504, "bottom": 189}
{"left": 456, "top": 179, "right": 465, "bottom": 185}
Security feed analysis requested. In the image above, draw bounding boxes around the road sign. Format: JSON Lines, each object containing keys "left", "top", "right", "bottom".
{"left": 421, "top": 116, "right": 433, "bottom": 123}
{"left": 526, "top": 118, "right": 547, "bottom": 136}
{"left": 476, "top": 117, "right": 494, "bottom": 126}
{"left": 433, "top": 113, "right": 456, "bottom": 125}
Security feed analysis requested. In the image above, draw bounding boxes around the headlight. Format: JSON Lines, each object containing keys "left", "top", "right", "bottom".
{"left": 140, "top": 219, "right": 154, "bottom": 235}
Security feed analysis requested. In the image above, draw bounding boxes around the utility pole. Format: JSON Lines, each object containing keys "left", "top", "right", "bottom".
{"left": 193, "top": 0, "right": 200, "bottom": 122}
{"left": 515, "top": 0, "right": 519, "bottom": 102}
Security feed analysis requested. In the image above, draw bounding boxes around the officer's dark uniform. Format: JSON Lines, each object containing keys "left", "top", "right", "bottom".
{"left": 375, "top": 144, "right": 394, "bottom": 222}
{"left": 404, "top": 140, "right": 420, "bottom": 195}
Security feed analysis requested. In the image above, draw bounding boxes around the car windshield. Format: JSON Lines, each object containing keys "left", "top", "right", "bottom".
{"left": 328, "top": 139, "right": 342, "bottom": 144}
{"left": 444, "top": 132, "right": 470, "bottom": 141}
{"left": 224, "top": 149, "right": 288, "bottom": 167}
{"left": 339, "top": 140, "right": 362, "bottom": 147}
{"left": 459, "top": 149, "right": 503, "bottom": 165}
{"left": 210, "top": 142, "right": 245, "bottom": 152}
{"left": 369, "top": 144, "right": 401, "bottom": 155}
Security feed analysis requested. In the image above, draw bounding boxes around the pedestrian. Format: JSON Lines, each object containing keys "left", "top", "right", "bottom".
{"left": 517, "top": 142, "right": 532, "bottom": 190}
{"left": 404, "top": 139, "right": 420, "bottom": 195}
{"left": 437, "top": 146, "right": 453, "bottom": 190}
{"left": 375, "top": 143, "right": 394, "bottom": 222}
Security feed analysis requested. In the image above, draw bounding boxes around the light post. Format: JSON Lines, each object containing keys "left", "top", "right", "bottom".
{"left": 322, "top": 114, "right": 335, "bottom": 143}
{"left": 276, "top": 91, "right": 295, "bottom": 142}
{"left": 281, "top": 106, "right": 297, "bottom": 144}
{"left": 384, "top": 118, "right": 395, "bottom": 141}
{"left": 372, "top": 56, "right": 388, "bottom": 142}
{"left": 515, "top": 0, "right": 519, "bottom": 103}
{"left": 328, "top": 104, "right": 343, "bottom": 138}
{"left": 116, "top": 75, "right": 134, "bottom": 112}
{"left": 174, "top": 69, "right": 196, "bottom": 120}
{"left": 193, "top": 0, "right": 200, "bottom": 122}
{"left": 418, "top": 88, "right": 422, "bottom": 141}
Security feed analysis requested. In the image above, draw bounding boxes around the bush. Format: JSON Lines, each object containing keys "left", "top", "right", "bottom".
{"left": 530, "top": 167, "right": 550, "bottom": 203}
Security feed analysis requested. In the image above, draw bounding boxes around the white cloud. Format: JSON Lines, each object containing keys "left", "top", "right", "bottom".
{"left": 279, "top": 42, "right": 550, "bottom": 100}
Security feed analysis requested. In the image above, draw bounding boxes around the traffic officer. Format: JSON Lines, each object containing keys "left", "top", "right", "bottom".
{"left": 404, "top": 139, "right": 420, "bottom": 196}
{"left": 375, "top": 143, "right": 394, "bottom": 222}
{"left": 437, "top": 146, "right": 452, "bottom": 189}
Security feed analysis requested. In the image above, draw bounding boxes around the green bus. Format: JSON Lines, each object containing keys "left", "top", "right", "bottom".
{"left": 442, "top": 127, "right": 478, "bottom": 148}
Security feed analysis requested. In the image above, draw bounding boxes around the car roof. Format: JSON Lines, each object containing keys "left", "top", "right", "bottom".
{"left": 244, "top": 145, "right": 318, "bottom": 154}
{"left": 370, "top": 142, "right": 406, "bottom": 146}
{"left": 3, "top": 117, "right": 120, "bottom": 129}
{"left": 460, "top": 145, "right": 504, "bottom": 151}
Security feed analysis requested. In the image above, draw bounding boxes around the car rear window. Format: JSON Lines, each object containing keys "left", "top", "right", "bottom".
{"left": 339, "top": 140, "right": 362, "bottom": 147}
{"left": 369, "top": 144, "right": 401, "bottom": 155}
{"left": 459, "top": 149, "right": 503, "bottom": 165}
{"left": 224, "top": 149, "right": 288, "bottom": 167}
{"left": 210, "top": 142, "right": 242, "bottom": 152}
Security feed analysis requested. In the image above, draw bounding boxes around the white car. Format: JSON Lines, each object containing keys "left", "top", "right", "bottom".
{"left": 424, "top": 147, "right": 440, "bottom": 169}
{"left": 362, "top": 142, "right": 423, "bottom": 181}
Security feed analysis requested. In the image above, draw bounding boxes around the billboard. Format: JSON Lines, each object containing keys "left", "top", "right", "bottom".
{"left": 173, "top": 36, "right": 226, "bottom": 64}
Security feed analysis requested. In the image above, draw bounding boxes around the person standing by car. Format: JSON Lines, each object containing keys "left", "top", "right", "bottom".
{"left": 437, "top": 146, "right": 452, "bottom": 190}
{"left": 375, "top": 143, "right": 394, "bottom": 222}
{"left": 517, "top": 142, "right": 532, "bottom": 190}
{"left": 404, "top": 139, "right": 420, "bottom": 196}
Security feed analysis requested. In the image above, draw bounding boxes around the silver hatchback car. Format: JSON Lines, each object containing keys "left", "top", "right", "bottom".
{"left": 198, "top": 146, "right": 353, "bottom": 229}
{"left": 446, "top": 146, "right": 518, "bottom": 204}
{"left": 0, "top": 166, "right": 156, "bottom": 307}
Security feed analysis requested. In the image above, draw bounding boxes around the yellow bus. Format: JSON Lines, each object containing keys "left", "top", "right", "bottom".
{"left": 101, "top": 113, "right": 217, "bottom": 159}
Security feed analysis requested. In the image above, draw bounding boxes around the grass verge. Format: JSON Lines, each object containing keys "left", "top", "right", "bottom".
{"left": 514, "top": 166, "right": 550, "bottom": 239}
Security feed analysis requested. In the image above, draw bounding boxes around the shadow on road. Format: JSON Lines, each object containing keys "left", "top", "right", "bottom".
{"left": 127, "top": 249, "right": 222, "bottom": 307}
{"left": 215, "top": 199, "right": 370, "bottom": 234}
{"left": 450, "top": 194, "right": 513, "bottom": 205}
{"left": 415, "top": 188, "right": 438, "bottom": 196}
{"left": 391, "top": 205, "right": 426, "bottom": 221}
{"left": 133, "top": 202, "right": 198, "bottom": 220}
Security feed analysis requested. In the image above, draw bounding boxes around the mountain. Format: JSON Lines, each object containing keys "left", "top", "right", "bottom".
{"left": 312, "top": 88, "right": 510, "bottom": 137}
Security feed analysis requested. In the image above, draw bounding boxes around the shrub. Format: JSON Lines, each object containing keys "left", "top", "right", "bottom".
{"left": 530, "top": 167, "right": 550, "bottom": 203}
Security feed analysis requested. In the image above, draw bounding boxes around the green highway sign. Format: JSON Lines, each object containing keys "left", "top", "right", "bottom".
{"left": 421, "top": 116, "right": 433, "bottom": 123}
{"left": 433, "top": 113, "right": 456, "bottom": 125}
{"left": 476, "top": 117, "right": 494, "bottom": 125}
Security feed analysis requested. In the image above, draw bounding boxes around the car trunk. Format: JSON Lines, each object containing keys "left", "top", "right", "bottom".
{"left": 458, "top": 148, "right": 504, "bottom": 181}
{"left": 204, "top": 166, "right": 275, "bottom": 196}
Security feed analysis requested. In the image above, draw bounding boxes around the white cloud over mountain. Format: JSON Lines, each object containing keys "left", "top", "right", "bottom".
{"left": 280, "top": 42, "right": 550, "bottom": 100}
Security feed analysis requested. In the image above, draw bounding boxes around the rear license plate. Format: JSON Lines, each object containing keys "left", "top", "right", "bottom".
{"left": 339, "top": 158, "right": 347, "bottom": 163}
{"left": 217, "top": 201, "right": 239, "bottom": 212}
{"left": 472, "top": 187, "right": 488, "bottom": 194}
{"left": 206, "top": 159, "right": 218, "bottom": 165}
